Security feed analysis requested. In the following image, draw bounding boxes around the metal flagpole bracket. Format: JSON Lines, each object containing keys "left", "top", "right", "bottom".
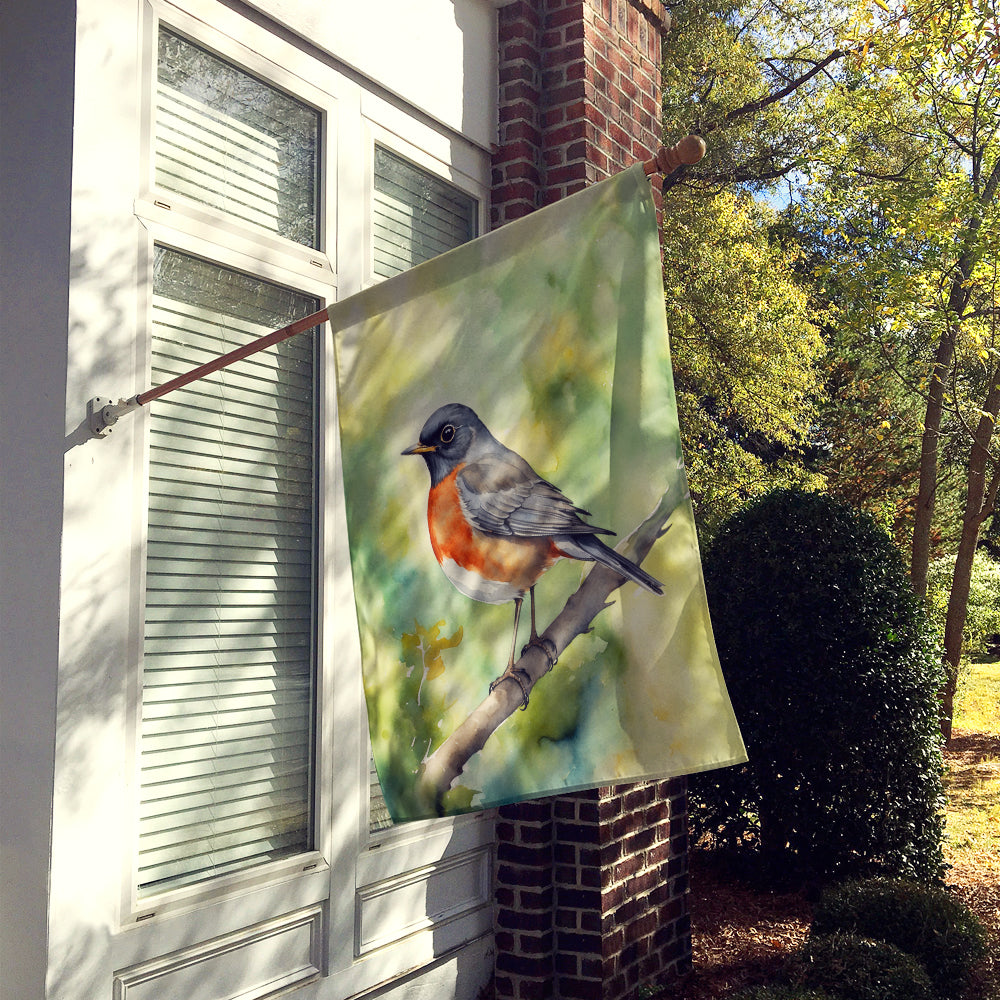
{"left": 88, "top": 395, "right": 141, "bottom": 438}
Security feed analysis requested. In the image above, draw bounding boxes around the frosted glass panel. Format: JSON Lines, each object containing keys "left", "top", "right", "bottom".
{"left": 372, "top": 146, "right": 477, "bottom": 279}
{"left": 156, "top": 28, "right": 320, "bottom": 248}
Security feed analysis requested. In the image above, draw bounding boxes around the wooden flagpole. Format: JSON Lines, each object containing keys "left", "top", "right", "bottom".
{"left": 135, "top": 307, "right": 330, "bottom": 406}
{"left": 87, "top": 307, "right": 330, "bottom": 436}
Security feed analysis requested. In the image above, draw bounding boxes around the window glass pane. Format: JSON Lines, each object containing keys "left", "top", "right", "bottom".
{"left": 138, "top": 246, "right": 318, "bottom": 895}
{"left": 372, "top": 146, "right": 477, "bottom": 279}
{"left": 156, "top": 28, "right": 320, "bottom": 248}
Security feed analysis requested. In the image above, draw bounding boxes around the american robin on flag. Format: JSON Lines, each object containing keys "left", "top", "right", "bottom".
{"left": 402, "top": 403, "right": 663, "bottom": 707}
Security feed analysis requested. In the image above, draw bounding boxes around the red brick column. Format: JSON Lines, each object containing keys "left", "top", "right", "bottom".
{"left": 492, "top": 0, "right": 668, "bottom": 225}
{"left": 493, "top": 1, "right": 544, "bottom": 226}
{"left": 491, "top": 4, "right": 690, "bottom": 998}
{"left": 494, "top": 781, "right": 690, "bottom": 1000}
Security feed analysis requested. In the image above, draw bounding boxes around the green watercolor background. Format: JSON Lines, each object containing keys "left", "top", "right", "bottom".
{"left": 333, "top": 165, "right": 745, "bottom": 821}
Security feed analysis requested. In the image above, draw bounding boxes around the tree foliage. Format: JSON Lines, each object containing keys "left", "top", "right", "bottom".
{"left": 663, "top": 189, "right": 825, "bottom": 534}
{"left": 927, "top": 548, "right": 1000, "bottom": 658}
{"left": 662, "top": 0, "right": 853, "bottom": 193}
{"left": 660, "top": 2, "right": 836, "bottom": 535}
{"left": 789, "top": 0, "right": 1000, "bottom": 734}
{"left": 662, "top": 0, "right": 1000, "bottom": 736}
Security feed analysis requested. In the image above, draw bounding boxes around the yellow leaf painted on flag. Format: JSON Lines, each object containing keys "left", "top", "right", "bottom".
{"left": 401, "top": 620, "right": 463, "bottom": 682}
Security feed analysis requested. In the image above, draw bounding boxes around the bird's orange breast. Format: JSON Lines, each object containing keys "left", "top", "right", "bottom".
{"left": 427, "top": 466, "right": 561, "bottom": 600}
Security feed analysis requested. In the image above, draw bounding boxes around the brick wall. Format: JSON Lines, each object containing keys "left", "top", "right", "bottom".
{"left": 490, "top": 6, "right": 691, "bottom": 997}
{"left": 492, "top": 0, "right": 668, "bottom": 226}
{"left": 494, "top": 782, "right": 690, "bottom": 1000}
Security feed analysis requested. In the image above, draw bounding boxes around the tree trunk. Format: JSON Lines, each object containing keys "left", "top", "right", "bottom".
{"left": 940, "top": 374, "right": 1000, "bottom": 741}
{"left": 910, "top": 160, "right": 1000, "bottom": 596}
{"left": 910, "top": 329, "right": 955, "bottom": 598}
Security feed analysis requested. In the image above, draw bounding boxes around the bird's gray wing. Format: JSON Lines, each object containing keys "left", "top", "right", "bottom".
{"left": 456, "top": 453, "right": 613, "bottom": 538}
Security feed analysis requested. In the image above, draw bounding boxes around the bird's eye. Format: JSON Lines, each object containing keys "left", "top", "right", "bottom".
{"left": 440, "top": 424, "right": 455, "bottom": 444}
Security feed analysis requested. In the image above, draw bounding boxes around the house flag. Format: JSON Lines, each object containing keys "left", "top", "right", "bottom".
{"left": 333, "top": 164, "right": 746, "bottom": 821}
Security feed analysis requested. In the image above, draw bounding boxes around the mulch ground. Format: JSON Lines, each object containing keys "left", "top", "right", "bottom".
{"left": 655, "top": 850, "right": 814, "bottom": 999}
{"left": 656, "top": 734, "right": 1000, "bottom": 999}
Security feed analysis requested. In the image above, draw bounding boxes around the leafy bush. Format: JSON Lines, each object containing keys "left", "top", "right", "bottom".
{"left": 792, "top": 933, "right": 934, "bottom": 1000}
{"left": 927, "top": 550, "right": 1000, "bottom": 659}
{"left": 691, "top": 489, "right": 946, "bottom": 881}
{"left": 732, "top": 987, "right": 837, "bottom": 1000}
{"left": 811, "top": 878, "right": 988, "bottom": 998}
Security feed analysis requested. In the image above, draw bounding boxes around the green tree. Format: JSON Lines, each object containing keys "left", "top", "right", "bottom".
{"left": 660, "top": 1, "right": 844, "bottom": 534}
{"left": 927, "top": 548, "right": 1000, "bottom": 659}
{"left": 802, "top": 0, "right": 1000, "bottom": 736}
{"left": 663, "top": 189, "right": 826, "bottom": 534}
{"left": 816, "top": 348, "right": 924, "bottom": 542}
{"left": 782, "top": 208, "right": 963, "bottom": 548}
{"left": 661, "top": 0, "right": 852, "bottom": 194}
{"left": 662, "top": 1, "right": 1000, "bottom": 737}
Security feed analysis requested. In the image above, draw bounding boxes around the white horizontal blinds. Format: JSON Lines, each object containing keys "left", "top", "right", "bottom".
{"left": 156, "top": 28, "right": 320, "bottom": 248}
{"left": 372, "top": 145, "right": 478, "bottom": 279}
{"left": 139, "top": 247, "right": 319, "bottom": 895}
{"left": 369, "top": 766, "right": 394, "bottom": 833}
{"left": 368, "top": 149, "right": 479, "bottom": 833}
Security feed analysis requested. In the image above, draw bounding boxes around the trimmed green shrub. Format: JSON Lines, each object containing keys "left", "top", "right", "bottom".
{"left": 733, "top": 987, "right": 838, "bottom": 1000}
{"left": 793, "top": 933, "right": 934, "bottom": 1000}
{"left": 691, "top": 489, "right": 946, "bottom": 881}
{"left": 812, "top": 878, "right": 988, "bottom": 998}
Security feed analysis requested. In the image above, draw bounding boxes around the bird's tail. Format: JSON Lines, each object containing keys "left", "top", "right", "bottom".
{"left": 556, "top": 534, "right": 664, "bottom": 595}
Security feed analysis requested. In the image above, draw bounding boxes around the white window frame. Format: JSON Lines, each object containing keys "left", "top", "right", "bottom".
{"left": 122, "top": 225, "right": 337, "bottom": 925}
{"left": 329, "top": 87, "right": 496, "bottom": 999}
{"left": 123, "top": 0, "right": 339, "bottom": 930}
{"left": 362, "top": 115, "right": 487, "bottom": 291}
{"left": 135, "top": 0, "right": 338, "bottom": 281}
{"left": 112, "top": 0, "right": 495, "bottom": 991}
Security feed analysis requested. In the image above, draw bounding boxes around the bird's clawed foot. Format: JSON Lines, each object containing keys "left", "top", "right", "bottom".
{"left": 489, "top": 588, "right": 557, "bottom": 710}
{"left": 521, "top": 634, "right": 558, "bottom": 669}
{"left": 489, "top": 667, "right": 532, "bottom": 710}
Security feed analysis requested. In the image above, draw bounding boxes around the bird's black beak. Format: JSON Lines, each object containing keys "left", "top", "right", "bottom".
{"left": 402, "top": 442, "right": 436, "bottom": 456}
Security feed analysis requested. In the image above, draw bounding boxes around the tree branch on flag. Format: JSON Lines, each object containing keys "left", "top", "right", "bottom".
{"left": 414, "top": 488, "right": 676, "bottom": 816}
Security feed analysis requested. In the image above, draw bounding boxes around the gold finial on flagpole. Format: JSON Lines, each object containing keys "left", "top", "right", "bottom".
{"left": 643, "top": 135, "right": 706, "bottom": 176}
